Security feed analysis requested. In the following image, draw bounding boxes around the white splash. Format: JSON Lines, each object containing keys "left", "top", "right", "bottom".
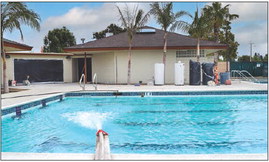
{"left": 62, "top": 111, "right": 112, "bottom": 130}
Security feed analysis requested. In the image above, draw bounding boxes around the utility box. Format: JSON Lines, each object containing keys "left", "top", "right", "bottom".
{"left": 154, "top": 63, "right": 164, "bottom": 85}
{"left": 175, "top": 61, "right": 184, "bottom": 85}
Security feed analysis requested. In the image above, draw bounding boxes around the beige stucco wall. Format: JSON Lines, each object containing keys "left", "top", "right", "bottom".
{"left": 1, "top": 48, "right": 220, "bottom": 86}
{"left": 114, "top": 49, "right": 215, "bottom": 84}
{"left": 92, "top": 52, "right": 115, "bottom": 84}
{"left": 3, "top": 54, "right": 73, "bottom": 83}
{"left": 115, "top": 50, "right": 163, "bottom": 84}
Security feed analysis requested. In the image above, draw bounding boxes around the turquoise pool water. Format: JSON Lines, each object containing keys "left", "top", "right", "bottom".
{"left": 2, "top": 95, "right": 267, "bottom": 154}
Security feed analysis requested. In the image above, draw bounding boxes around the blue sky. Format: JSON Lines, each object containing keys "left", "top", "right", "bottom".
{"left": 4, "top": 2, "right": 268, "bottom": 57}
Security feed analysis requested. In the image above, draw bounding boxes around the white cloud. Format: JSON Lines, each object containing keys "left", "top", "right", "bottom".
{"left": 42, "top": 3, "right": 119, "bottom": 42}
{"left": 222, "top": 2, "right": 268, "bottom": 56}
{"left": 234, "top": 22, "right": 267, "bottom": 45}
{"left": 234, "top": 22, "right": 267, "bottom": 56}
{"left": 23, "top": 2, "right": 151, "bottom": 52}
{"left": 224, "top": 2, "right": 267, "bottom": 22}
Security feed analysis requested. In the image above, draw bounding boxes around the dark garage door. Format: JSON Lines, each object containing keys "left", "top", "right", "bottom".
{"left": 14, "top": 59, "right": 63, "bottom": 83}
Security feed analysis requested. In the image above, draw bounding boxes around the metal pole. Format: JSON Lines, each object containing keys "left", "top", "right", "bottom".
{"left": 84, "top": 52, "right": 87, "bottom": 84}
{"left": 250, "top": 42, "right": 254, "bottom": 62}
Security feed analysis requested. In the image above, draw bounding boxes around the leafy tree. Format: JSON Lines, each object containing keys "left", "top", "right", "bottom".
{"left": 1, "top": 2, "right": 40, "bottom": 93}
{"left": 189, "top": 8, "right": 210, "bottom": 62}
{"left": 238, "top": 55, "right": 251, "bottom": 62}
{"left": 43, "top": 26, "right": 76, "bottom": 53}
{"left": 150, "top": 2, "right": 191, "bottom": 82}
{"left": 93, "top": 30, "right": 106, "bottom": 40}
{"left": 263, "top": 54, "right": 268, "bottom": 62}
{"left": 252, "top": 53, "right": 263, "bottom": 62}
{"left": 202, "top": 2, "right": 239, "bottom": 64}
{"left": 117, "top": 4, "right": 150, "bottom": 85}
{"left": 218, "top": 27, "right": 239, "bottom": 61}
{"left": 203, "top": 2, "right": 239, "bottom": 43}
{"left": 218, "top": 11, "right": 239, "bottom": 61}
{"left": 93, "top": 24, "right": 126, "bottom": 40}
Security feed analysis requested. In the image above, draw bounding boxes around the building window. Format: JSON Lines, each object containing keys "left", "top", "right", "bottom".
{"left": 176, "top": 50, "right": 205, "bottom": 58}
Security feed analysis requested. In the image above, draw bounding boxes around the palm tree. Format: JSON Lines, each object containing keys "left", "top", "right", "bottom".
{"left": 150, "top": 2, "right": 191, "bottom": 82}
{"left": 188, "top": 8, "right": 210, "bottom": 62}
{"left": 203, "top": 2, "right": 238, "bottom": 43}
{"left": 1, "top": 2, "right": 40, "bottom": 93}
{"left": 116, "top": 4, "right": 150, "bottom": 85}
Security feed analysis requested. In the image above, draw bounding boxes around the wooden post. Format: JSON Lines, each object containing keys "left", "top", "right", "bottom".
{"left": 94, "top": 130, "right": 111, "bottom": 160}
{"left": 84, "top": 52, "right": 87, "bottom": 84}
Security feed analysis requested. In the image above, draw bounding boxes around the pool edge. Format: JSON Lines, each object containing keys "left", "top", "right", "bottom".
{"left": 2, "top": 152, "right": 267, "bottom": 160}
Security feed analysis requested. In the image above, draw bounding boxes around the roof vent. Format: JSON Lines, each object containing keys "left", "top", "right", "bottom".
{"left": 136, "top": 28, "right": 156, "bottom": 34}
{"left": 106, "top": 33, "right": 113, "bottom": 37}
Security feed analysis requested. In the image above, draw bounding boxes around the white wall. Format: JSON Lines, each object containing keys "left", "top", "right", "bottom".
{"left": 92, "top": 52, "right": 115, "bottom": 84}
{"left": 115, "top": 50, "right": 163, "bottom": 84}
{"left": 112, "top": 49, "right": 215, "bottom": 84}
{"left": 72, "top": 58, "right": 78, "bottom": 82}
{"left": 63, "top": 57, "right": 73, "bottom": 82}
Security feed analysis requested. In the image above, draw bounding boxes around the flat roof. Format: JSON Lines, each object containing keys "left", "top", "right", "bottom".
{"left": 7, "top": 52, "right": 74, "bottom": 56}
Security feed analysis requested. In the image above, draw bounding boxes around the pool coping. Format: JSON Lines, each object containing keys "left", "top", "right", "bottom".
{"left": 1, "top": 90, "right": 268, "bottom": 116}
{"left": 1, "top": 152, "right": 267, "bottom": 160}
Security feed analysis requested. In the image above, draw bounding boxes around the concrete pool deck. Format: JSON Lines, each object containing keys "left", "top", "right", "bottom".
{"left": 1, "top": 81, "right": 268, "bottom": 160}
{"left": 1, "top": 80, "right": 267, "bottom": 108}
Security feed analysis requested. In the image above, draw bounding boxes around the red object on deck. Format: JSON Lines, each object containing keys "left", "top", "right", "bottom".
{"left": 96, "top": 129, "right": 109, "bottom": 136}
{"left": 225, "top": 80, "right": 232, "bottom": 85}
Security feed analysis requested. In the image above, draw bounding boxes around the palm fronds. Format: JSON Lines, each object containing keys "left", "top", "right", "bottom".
{"left": 1, "top": 2, "right": 41, "bottom": 40}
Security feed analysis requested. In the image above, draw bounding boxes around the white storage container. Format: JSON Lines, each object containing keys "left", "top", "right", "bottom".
{"left": 175, "top": 61, "right": 184, "bottom": 85}
{"left": 154, "top": 63, "right": 164, "bottom": 85}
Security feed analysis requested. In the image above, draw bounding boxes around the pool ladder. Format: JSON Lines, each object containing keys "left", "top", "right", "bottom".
{"left": 231, "top": 70, "right": 259, "bottom": 83}
{"left": 93, "top": 73, "right": 97, "bottom": 90}
{"left": 79, "top": 73, "right": 98, "bottom": 91}
{"left": 79, "top": 74, "right": 85, "bottom": 90}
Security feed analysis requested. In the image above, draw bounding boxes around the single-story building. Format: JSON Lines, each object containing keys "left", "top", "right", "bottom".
{"left": 1, "top": 38, "right": 74, "bottom": 84}
{"left": 2, "top": 26, "right": 227, "bottom": 85}
{"left": 4, "top": 52, "right": 73, "bottom": 83}
{"left": 1, "top": 38, "right": 32, "bottom": 86}
{"left": 64, "top": 26, "right": 227, "bottom": 84}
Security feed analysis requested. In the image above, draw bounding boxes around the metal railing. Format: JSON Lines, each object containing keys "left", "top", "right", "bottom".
{"left": 231, "top": 70, "right": 259, "bottom": 83}
{"left": 93, "top": 73, "right": 97, "bottom": 90}
{"left": 79, "top": 73, "right": 85, "bottom": 90}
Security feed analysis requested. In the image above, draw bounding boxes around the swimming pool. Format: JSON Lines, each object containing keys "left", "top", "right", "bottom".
{"left": 2, "top": 93, "right": 267, "bottom": 154}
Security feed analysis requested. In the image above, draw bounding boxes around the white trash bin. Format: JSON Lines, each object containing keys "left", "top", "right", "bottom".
{"left": 175, "top": 61, "right": 184, "bottom": 86}
{"left": 154, "top": 63, "right": 164, "bottom": 85}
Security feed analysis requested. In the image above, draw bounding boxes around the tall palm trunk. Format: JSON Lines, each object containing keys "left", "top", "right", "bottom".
{"left": 163, "top": 31, "right": 168, "bottom": 83}
{"left": 163, "top": 31, "right": 168, "bottom": 64}
{"left": 213, "top": 25, "right": 219, "bottom": 64}
{"left": 1, "top": 35, "right": 9, "bottom": 93}
{"left": 127, "top": 41, "right": 132, "bottom": 85}
{"left": 196, "top": 38, "right": 200, "bottom": 62}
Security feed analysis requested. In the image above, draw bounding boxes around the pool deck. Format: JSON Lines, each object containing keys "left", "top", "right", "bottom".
{"left": 1, "top": 80, "right": 267, "bottom": 108}
{"left": 1, "top": 81, "right": 268, "bottom": 160}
